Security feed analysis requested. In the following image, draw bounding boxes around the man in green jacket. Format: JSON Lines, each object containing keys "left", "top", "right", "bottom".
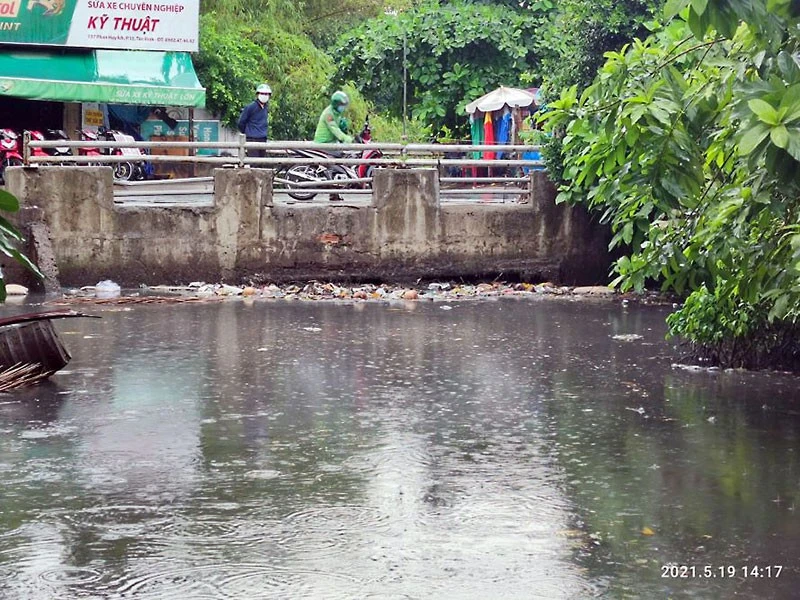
{"left": 314, "top": 91, "right": 354, "bottom": 144}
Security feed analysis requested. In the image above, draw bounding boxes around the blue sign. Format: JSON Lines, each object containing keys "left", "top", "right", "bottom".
{"left": 140, "top": 119, "right": 218, "bottom": 156}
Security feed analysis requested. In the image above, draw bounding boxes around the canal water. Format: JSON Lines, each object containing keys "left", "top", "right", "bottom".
{"left": 1, "top": 297, "right": 798, "bottom": 599}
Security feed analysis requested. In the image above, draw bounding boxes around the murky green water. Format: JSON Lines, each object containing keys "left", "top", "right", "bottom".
{"left": 1, "top": 297, "right": 798, "bottom": 599}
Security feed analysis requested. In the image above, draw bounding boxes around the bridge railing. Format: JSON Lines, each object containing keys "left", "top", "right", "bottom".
{"left": 23, "top": 132, "right": 545, "bottom": 202}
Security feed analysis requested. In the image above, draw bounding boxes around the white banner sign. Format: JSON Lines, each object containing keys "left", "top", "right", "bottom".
{"left": 66, "top": 0, "right": 199, "bottom": 52}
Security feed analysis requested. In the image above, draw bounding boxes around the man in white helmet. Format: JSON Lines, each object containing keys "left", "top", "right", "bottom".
{"left": 238, "top": 83, "right": 271, "bottom": 158}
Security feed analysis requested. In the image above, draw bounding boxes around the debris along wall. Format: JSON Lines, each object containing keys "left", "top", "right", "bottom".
{"left": 3, "top": 166, "right": 612, "bottom": 287}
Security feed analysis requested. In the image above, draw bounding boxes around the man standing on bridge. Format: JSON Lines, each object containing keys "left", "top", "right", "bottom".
{"left": 238, "top": 83, "right": 271, "bottom": 159}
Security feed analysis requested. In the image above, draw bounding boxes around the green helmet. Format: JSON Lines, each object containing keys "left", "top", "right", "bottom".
{"left": 331, "top": 90, "right": 349, "bottom": 111}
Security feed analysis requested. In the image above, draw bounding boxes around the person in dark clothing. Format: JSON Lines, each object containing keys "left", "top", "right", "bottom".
{"left": 238, "top": 83, "right": 271, "bottom": 158}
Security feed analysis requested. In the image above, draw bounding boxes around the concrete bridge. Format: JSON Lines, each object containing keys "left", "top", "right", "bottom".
{"left": 4, "top": 166, "right": 612, "bottom": 290}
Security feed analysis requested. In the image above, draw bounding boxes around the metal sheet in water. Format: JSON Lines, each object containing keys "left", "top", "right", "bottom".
{"left": 1, "top": 298, "right": 799, "bottom": 599}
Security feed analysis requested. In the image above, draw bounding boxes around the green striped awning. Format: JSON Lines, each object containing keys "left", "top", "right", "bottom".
{"left": 0, "top": 49, "right": 205, "bottom": 107}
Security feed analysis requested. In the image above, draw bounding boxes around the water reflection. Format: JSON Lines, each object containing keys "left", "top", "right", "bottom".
{"left": 1, "top": 298, "right": 798, "bottom": 598}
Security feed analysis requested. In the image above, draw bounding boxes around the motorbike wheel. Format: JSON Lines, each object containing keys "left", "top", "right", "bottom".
{"left": 330, "top": 165, "right": 359, "bottom": 191}
{"left": 3, "top": 157, "right": 23, "bottom": 169}
{"left": 113, "top": 161, "right": 134, "bottom": 181}
{"left": 132, "top": 163, "right": 147, "bottom": 181}
{"left": 284, "top": 165, "right": 322, "bottom": 200}
{"left": 57, "top": 152, "right": 74, "bottom": 167}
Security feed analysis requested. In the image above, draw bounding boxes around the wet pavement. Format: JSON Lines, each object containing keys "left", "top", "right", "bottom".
{"left": 1, "top": 297, "right": 799, "bottom": 599}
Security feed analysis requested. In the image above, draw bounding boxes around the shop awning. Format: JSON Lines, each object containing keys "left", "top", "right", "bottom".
{"left": 0, "top": 50, "right": 205, "bottom": 108}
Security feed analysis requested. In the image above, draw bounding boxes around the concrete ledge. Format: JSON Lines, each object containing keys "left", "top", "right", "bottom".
{"left": 2, "top": 165, "right": 612, "bottom": 287}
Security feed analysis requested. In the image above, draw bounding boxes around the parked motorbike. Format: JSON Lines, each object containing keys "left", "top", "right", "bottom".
{"left": 76, "top": 128, "right": 104, "bottom": 166}
{"left": 350, "top": 116, "right": 383, "bottom": 180}
{"left": 43, "top": 129, "right": 74, "bottom": 164}
{"left": 281, "top": 153, "right": 359, "bottom": 201}
{"left": 26, "top": 130, "right": 56, "bottom": 163}
{"left": 279, "top": 118, "right": 381, "bottom": 201}
{"left": 0, "top": 128, "right": 24, "bottom": 185}
{"left": 75, "top": 129, "right": 108, "bottom": 167}
{"left": 97, "top": 127, "right": 149, "bottom": 182}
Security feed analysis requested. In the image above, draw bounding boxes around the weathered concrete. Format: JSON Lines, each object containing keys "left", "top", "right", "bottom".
{"left": 3, "top": 165, "right": 612, "bottom": 287}
{"left": 0, "top": 203, "right": 62, "bottom": 294}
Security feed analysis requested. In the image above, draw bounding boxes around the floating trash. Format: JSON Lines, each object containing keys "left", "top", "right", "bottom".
{"left": 95, "top": 280, "right": 121, "bottom": 299}
{"left": 612, "top": 334, "right": 644, "bottom": 342}
{"left": 47, "top": 279, "right": 676, "bottom": 309}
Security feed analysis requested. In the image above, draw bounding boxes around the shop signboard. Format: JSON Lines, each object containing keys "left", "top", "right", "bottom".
{"left": 82, "top": 102, "right": 104, "bottom": 129}
{"left": 0, "top": 0, "right": 199, "bottom": 52}
{"left": 140, "top": 119, "right": 218, "bottom": 155}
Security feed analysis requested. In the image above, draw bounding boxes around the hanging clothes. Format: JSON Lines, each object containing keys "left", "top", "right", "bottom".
{"left": 470, "top": 113, "right": 484, "bottom": 178}
{"left": 470, "top": 113, "right": 484, "bottom": 159}
{"left": 496, "top": 108, "right": 512, "bottom": 159}
{"left": 520, "top": 112, "right": 544, "bottom": 173}
{"left": 483, "top": 111, "right": 495, "bottom": 160}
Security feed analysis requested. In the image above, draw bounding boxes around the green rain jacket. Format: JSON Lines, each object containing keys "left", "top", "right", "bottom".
{"left": 313, "top": 105, "right": 353, "bottom": 143}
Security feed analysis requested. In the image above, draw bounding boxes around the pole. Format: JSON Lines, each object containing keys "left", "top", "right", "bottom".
{"left": 22, "top": 130, "right": 30, "bottom": 165}
{"left": 189, "top": 108, "right": 196, "bottom": 178}
{"left": 402, "top": 30, "right": 407, "bottom": 140}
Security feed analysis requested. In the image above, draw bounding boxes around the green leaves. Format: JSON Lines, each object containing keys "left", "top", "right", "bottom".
{"left": 0, "top": 189, "right": 19, "bottom": 213}
{"left": 748, "top": 99, "right": 780, "bottom": 125}
{"left": 739, "top": 123, "right": 771, "bottom": 154}
{"left": 736, "top": 81, "right": 800, "bottom": 181}
{"left": 545, "top": 1, "right": 800, "bottom": 368}
{"left": 195, "top": 13, "right": 335, "bottom": 139}
{"left": 690, "top": 0, "right": 708, "bottom": 16}
{"left": 334, "top": 0, "right": 544, "bottom": 135}
{"left": 0, "top": 189, "right": 41, "bottom": 303}
{"left": 538, "top": 0, "right": 661, "bottom": 95}
{"left": 664, "top": 0, "right": 690, "bottom": 19}
{"left": 770, "top": 124, "right": 789, "bottom": 148}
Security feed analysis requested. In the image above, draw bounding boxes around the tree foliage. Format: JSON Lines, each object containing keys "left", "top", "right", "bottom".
{"left": 537, "top": 0, "right": 663, "bottom": 95}
{"left": 541, "top": 0, "right": 800, "bottom": 369}
{"left": 201, "top": 0, "right": 390, "bottom": 46}
{"left": 193, "top": 16, "right": 266, "bottom": 130}
{"left": 200, "top": 0, "right": 305, "bottom": 32}
{"left": 194, "top": 13, "right": 334, "bottom": 140}
{"left": 301, "top": 0, "right": 388, "bottom": 49}
{"left": 333, "top": 0, "right": 547, "bottom": 136}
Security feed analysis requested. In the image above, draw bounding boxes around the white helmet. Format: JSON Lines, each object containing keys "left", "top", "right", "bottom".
{"left": 256, "top": 83, "right": 272, "bottom": 95}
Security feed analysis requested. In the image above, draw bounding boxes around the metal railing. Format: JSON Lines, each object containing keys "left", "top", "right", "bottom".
{"left": 23, "top": 132, "right": 544, "bottom": 202}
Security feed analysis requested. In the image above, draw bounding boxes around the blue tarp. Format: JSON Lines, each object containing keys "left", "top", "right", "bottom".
{"left": 496, "top": 109, "right": 512, "bottom": 159}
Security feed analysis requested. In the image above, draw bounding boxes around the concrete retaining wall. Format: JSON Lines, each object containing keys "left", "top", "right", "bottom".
{"left": 4, "top": 166, "right": 612, "bottom": 288}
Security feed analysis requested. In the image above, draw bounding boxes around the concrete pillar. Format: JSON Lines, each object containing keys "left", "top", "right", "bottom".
{"left": 212, "top": 168, "right": 272, "bottom": 277}
{"left": 4, "top": 166, "right": 116, "bottom": 287}
{"left": 372, "top": 168, "right": 440, "bottom": 258}
{"left": 530, "top": 170, "right": 558, "bottom": 213}
{"left": 7, "top": 165, "right": 117, "bottom": 246}
{"left": 7, "top": 166, "right": 115, "bottom": 232}
{"left": 63, "top": 103, "right": 81, "bottom": 142}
